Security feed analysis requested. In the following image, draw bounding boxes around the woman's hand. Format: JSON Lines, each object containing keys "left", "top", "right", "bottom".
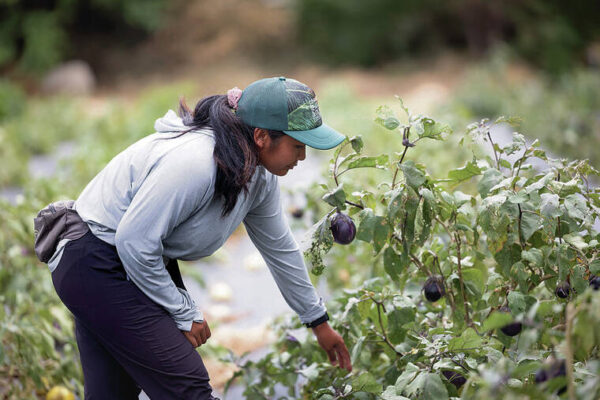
{"left": 182, "top": 319, "right": 211, "bottom": 348}
{"left": 312, "top": 322, "right": 352, "bottom": 371}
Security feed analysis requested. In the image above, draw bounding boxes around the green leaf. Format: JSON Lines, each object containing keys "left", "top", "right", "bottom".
{"left": 494, "top": 243, "right": 522, "bottom": 277}
{"left": 356, "top": 209, "right": 377, "bottom": 242}
{"left": 482, "top": 311, "right": 514, "bottom": 332}
{"left": 521, "top": 248, "right": 543, "bottom": 268}
{"left": 540, "top": 193, "right": 561, "bottom": 218}
{"left": 421, "top": 373, "right": 449, "bottom": 400}
{"left": 384, "top": 117, "right": 400, "bottom": 130}
{"left": 395, "top": 363, "right": 420, "bottom": 392}
{"left": 478, "top": 168, "right": 503, "bottom": 198}
{"left": 357, "top": 300, "right": 372, "bottom": 320}
{"left": 375, "top": 105, "right": 397, "bottom": 129}
{"left": 524, "top": 172, "right": 555, "bottom": 194}
{"left": 373, "top": 218, "right": 390, "bottom": 253}
{"left": 511, "top": 261, "right": 530, "bottom": 292}
{"left": 384, "top": 246, "right": 403, "bottom": 281}
{"left": 572, "top": 265, "right": 587, "bottom": 294}
{"left": 563, "top": 233, "right": 588, "bottom": 250}
{"left": 508, "top": 191, "right": 528, "bottom": 204}
{"left": 387, "top": 188, "right": 404, "bottom": 220}
{"left": 520, "top": 209, "right": 542, "bottom": 241}
{"left": 352, "top": 372, "right": 382, "bottom": 394}
{"left": 404, "top": 372, "right": 449, "bottom": 399}
{"left": 304, "top": 212, "right": 334, "bottom": 275}
{"left": 499, "top": 158, "right": 512, "bottom": 169}
{"left": 420, "top": 118, "right": 451, "bottom": 140}
{"left": 590, "top": 259, "right": 600, "bottom": 274}
{"left": 381, "top": 386, "right": 410, "bottom": 400}
{"left": 448, "top": 161, "right": 481, "bottom": 183}
{"left": 448, "top": 328, "right": 482, "bottom": 351}
{"left": 572, "top": 312, "right": 597, "bottom": 359}
{"left": 350, "top": 136, "right": 364, "bottom": 153}
{"left": 513, "top": 360, "right": 542, "bottom": 378}
{"left": 346, "top": 154, "right": 389, "bottom": 170}
{"left": 417, "top": 196, "right": 433, "bottom": 245}
{"left": 564, "top": 194, "right": 587, "bottom": 220}
{"left": 298, "top": 363, "right": 320, "bottom": 380}
{"left": 403, "top": 189, "right": 419, "bottom": 244}
{"left": 322, "top": 185, "right": 346, "bottom": 209}
{"left": 462, "top": 268, "right": 485, "bottom": 297}
{"left": 388, "top": 307, "right": 415, "bottom": 343}
{"left": 400, "top": 161, "right": 425, "bottom": 190}
{"left": 351, "top": 336, "right": 365, "bottom": 366}
{"left": 507, "top": 291, "right": 526, "bottom": 314}
{"left": 550, "top": 178, "right": 580, "bottom": 196}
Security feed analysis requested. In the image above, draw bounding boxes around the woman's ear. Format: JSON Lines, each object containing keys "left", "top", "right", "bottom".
{"left": 253, "top": 128, "right": 270, "bottom": 149}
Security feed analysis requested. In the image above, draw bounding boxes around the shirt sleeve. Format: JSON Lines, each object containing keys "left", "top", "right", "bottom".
{"left": 114, "top": 150, "right": 213, "bottom": 331}
{"left": 243, "top": 174, "right": 327, "bottom": 324}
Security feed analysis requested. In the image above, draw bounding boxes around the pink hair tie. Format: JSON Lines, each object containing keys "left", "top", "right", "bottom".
{"left": 227, "top": 87, "right": 242, "bottom": 110}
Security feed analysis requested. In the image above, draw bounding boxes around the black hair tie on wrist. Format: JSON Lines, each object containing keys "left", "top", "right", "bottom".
{"left": 305, "top": 312, "right": 329, "bottom": 328}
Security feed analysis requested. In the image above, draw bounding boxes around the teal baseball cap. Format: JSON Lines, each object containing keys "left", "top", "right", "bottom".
{"left": 236, "top": 77, "right": 346, "bottom": 150}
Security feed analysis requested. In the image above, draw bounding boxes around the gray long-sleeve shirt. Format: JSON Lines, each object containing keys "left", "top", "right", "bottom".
{"left": 48, "top": 110, "right": 326, "bottom": 331}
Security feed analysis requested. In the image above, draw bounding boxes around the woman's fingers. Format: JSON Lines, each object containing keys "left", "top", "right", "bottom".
{"left": 183, "top": 331, "right": 199, "bottom": 347}
{"left": 335, "top": 343, "right": 352, "bottom": 371}
{"left": 204, "top": 322, "right": 211, "bottom": 340}
{"left": 326, "top": 348, "right": 338, "bottom": 366}
{"left": 182, "top": 320, "right": 212, "bottom": 348}
{"left": 194, "top": 320, "right": 211, "bottom": 345}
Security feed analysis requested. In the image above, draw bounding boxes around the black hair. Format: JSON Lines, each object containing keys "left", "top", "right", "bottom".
{"left": 178, "top": 95, "right": 285, "bottom": 217}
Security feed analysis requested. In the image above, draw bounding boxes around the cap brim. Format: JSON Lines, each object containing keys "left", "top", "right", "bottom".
{"left": 283, "top": 123, "right": 346, "bottom": 150}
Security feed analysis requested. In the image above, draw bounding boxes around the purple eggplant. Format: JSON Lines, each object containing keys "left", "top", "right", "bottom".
{"left": 423, "top": 276, "right": 445, "bottom": 302}
{"left": 330, "top": 212, "right": 356, "bottom": 245}
{"left": 442, "top": 370, "right": 466, "bottom": 388}
{"left": 555, "top": 281, "right": 570, "bottom": 299}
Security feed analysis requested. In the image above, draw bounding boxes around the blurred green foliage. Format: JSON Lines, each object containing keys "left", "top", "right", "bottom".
{"left": 0, "top": 0, "right": 167, "bottom": 74}
{"left": 295, "top": 0, "right": 600, "bottom": 73}
{"left": 0, "top": 73, "right": 598, "bottom": 397}
{"left": 0, "top": 81, "right": 196, "bottom": 399}
{"left": 445, "top": 62, "right": 600, "bottom": 168}
{"left": 0, "top": 79, "right": 26, "bottom": 121}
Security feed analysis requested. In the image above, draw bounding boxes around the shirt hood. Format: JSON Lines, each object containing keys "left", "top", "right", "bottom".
{"left": 154, "top": 110, "right": 189, "bottom": 133}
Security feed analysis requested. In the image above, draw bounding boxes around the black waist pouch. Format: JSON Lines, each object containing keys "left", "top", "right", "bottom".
{"left": 33, "top": 200, "right": 90, "bottom": 263}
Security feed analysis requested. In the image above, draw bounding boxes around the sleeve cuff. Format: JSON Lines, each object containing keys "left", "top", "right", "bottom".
{"left": 305, "top": 312, "right": 329, "bottom": 328}
{"left": 298, "top": 297, "right": 327, "bottom": 324}
{"left": 175, "top": 309, "right": 204, "bottom": 332}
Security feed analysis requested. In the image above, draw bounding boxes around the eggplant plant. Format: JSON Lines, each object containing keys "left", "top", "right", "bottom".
{"left": 227, "top": 99, "right": 600, "bottom": 400}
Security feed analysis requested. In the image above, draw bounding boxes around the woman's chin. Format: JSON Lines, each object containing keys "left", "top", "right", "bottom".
{"left": 274, "top": 169, "right": 289, "bottom": 176}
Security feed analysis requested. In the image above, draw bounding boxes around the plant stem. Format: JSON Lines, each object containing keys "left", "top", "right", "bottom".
{"left": 527, "top": 274, "right": 555, "bottom": 292}
{"left": 371, "top": 297, "right": 403, "bottom": 357}
{"left": 565, "top": 303, "right": 576, "bottom": 400}
{"left": 434, "top": 216, "right": 454, "bottom": 241}
{"left": 455, "top": 233, "right": 471, "bottom": 326}
{"left": 392, "top": 127, "right": 411, "bottom": 189}
{"left": 391, "top": 167, "right": 400, "bottom": 190}
{"left": 512, "top": 147, "right": 528, "bottom": 183}
{"left": 398, "top": 144, "right": 410, "bottom": 165}
{"left": 517, "top": 204, "right": 524, "bottom": 248}
{"left": 332, "top": 142, "right": 348, "bottom": 186}
{"left": 486, "top": 129, "right": 500, "bottom": 170}
{"left": 433, "top": 253, "right": 457, "bottom": 315}
{"left": 344, "top": 200, "right": 364, "bottom": 209}
{"left": 409, "top": 253, "right": 431, "bottom": 276}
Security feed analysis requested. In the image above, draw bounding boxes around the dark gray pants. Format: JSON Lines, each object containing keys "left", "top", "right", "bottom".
{"left": 51, "top": 230, "right": 218, "bottom": 399}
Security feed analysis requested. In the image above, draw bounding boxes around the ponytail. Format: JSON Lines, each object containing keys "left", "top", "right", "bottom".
{"left": 178, "top": 95, "right": 282, "bottom": 217}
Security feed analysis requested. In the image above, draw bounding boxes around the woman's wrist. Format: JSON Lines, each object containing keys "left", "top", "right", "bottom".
{"left": 311, "top": 321, "right": 330, "bottom": 334}
{"left": 305, "top": 312, "right": 330, "bottom": 329}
